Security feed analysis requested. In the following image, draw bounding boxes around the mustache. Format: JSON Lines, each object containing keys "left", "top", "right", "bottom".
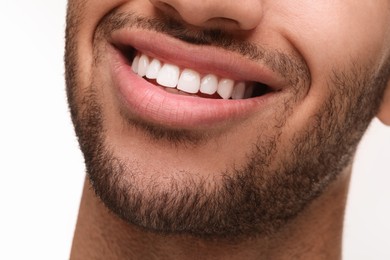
{"left": 96, "top": 10, "right": 310, "bottom": 87}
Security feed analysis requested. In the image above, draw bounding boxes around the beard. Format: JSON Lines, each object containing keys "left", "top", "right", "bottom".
{"left": 65, "top": 8, "right": 389, "bottom": 239}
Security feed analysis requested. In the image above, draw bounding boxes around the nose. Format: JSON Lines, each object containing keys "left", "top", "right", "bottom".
{"left": 149, "top": 0, "right": 263, "bottom": 31}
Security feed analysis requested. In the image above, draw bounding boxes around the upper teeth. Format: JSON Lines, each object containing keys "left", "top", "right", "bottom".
{"left": 131, "top": 53, "right": 250, "bottom": 100}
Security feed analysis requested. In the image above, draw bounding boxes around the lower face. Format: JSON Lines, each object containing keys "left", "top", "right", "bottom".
{"left": 66, "top": 0, "right": 390, "bottom": 238}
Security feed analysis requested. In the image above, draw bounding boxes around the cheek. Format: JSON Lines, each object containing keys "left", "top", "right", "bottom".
{"left": 66, "top": 0, "right": 130, "bottom": 96}
{"left": 263, "top": 1, "right": 390, "bottom": 133}
{"left": 272, "top": 1, "right": 390, "bottom": 85}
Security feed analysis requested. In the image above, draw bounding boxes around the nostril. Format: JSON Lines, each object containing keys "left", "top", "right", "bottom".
{"left": 205, "top": 17, "right": 240, "bottom": 29}
{"left": 151, "top": 0, "right": 181, "bottom": 18}
{"left": 157, "top": 2, "right": 175, "bottom": 13}
{"left": 161, "top": 2, "right": 176, "bottom": 12}
{"left": 150, "top": 0, "right": 262, "bottom": 31}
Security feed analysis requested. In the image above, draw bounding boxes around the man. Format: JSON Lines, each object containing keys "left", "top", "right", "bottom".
{"left": 66, "top": 0, "right": 390, "bottom": 259}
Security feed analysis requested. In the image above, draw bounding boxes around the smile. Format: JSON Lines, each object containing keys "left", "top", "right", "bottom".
{"left": 130, "top": 52, "right": 270, "bottom": 100}
{"left": 108, "top": 29, "right": 284, "bottom": 128}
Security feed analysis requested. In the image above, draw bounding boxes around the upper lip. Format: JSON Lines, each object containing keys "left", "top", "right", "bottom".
{"left": 109, "top": 29, "right": 288, "bottom": 91}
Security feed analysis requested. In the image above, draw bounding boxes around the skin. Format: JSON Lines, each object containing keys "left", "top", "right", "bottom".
{"left": 66, "top": 0, "right": 390, "bottom": 259}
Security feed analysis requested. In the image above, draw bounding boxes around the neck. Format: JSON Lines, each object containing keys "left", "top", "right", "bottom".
{"left": 70, "top": 168, "right": 351, "bottom": 260}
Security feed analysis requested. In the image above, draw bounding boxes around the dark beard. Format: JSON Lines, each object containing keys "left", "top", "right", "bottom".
{"left": 65, "top": 8, "right": 389, "bottom": 239}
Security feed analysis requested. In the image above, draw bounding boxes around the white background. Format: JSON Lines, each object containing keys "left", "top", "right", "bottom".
{"left": 0, "top": 1, "right": 389, "bottom": 259}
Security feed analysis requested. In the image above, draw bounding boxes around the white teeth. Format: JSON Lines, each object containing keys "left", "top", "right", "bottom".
{"left": 217, "top": 78, "right": 234, "bottom": 99}
{"left": 232, "top": 82, "right": 246, "bottom": 100}
{"left": 156, "top": 63, "right": 180, "bottom": 88}
{"left": 131, "top": 55, "right": 139, "bottom": 73}
{"left": 146, "top": 58, "right": 162, "bottom": 79}
{"left": 177, "top": 69, "right": 201, "bottom": 94}
{"left": 200, "top": 74, "right": 218, "bottom": 95}
{"left": 132, "top": 53, "right": 253, "bottom": 99}
{"left": 137, "top": 54, "right": 150, "bottom": 77}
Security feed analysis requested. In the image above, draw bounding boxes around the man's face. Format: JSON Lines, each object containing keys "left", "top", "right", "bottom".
{"left": 66, "top": 0, "right": 390, "bottom": 237}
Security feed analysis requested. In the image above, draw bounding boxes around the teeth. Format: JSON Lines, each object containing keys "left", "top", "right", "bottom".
{"left": 146, "top": 58, "right": 162, "bottom": 79}
{"left": 137, "top": 54, "right": 149, "bottom": 77}
{"left": 217, "top": 78, "right": 234, "bottom": 99}
{"left": 244, "top": 85, "right": 254, "bottom": 99}
{"left": 232, "top": 82, "right": 246, "bottom": 100}
{"left": 157, "top": 63, "right": 180, "bottom": 88}
{"left": 131, "top": 56, "right": 139, "bottom": 73}
{"left": 131, "top": 53, "right": 259, "bottom": 100}
{"left": 177, "top": 69, "right": 201, "bottom": 94}
{"left": 200, "top": 74, "right": 218, "bottom": 95}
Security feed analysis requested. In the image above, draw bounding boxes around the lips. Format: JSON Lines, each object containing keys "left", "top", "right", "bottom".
{"left": 107, "top": 29, "right": 284, "bottom": 129}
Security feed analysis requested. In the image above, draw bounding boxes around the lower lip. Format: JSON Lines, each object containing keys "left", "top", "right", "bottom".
{"left": 109, "top": 46, "right": 272, "bottom": 129}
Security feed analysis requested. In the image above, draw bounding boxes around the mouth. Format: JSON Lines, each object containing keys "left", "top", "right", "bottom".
{"left": 119, "top": 46, "right": 273, "bottom": 100}
{"left": 108, "top": 30, "right": 285, "bottom": 129}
